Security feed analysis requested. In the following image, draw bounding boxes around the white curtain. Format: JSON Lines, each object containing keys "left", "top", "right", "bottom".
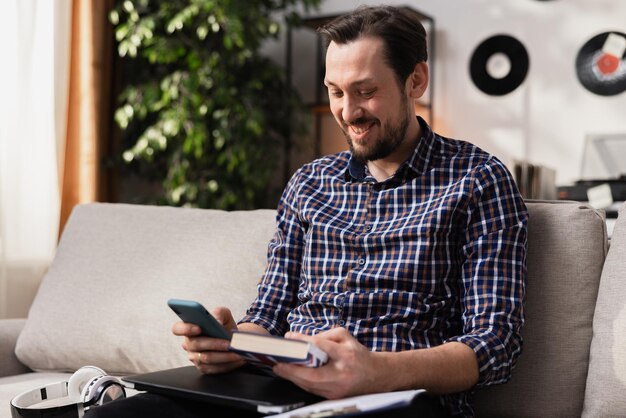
{"left": 0, "top": 0, "right": 71, "bottom": 318}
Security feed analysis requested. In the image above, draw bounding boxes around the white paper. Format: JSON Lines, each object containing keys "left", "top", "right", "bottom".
{"left": 587, "top": 183, "right": 613, "bottom": 209}
{"left": 602, "top": 33, "right": 626, "bottom": 58}
{"left": 268, "top": 389, "right": 425, "bottom": 417}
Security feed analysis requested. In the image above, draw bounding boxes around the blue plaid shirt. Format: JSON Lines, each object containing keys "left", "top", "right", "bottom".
{"left": 241, "top": 117, "right": 528, "bottom": 417}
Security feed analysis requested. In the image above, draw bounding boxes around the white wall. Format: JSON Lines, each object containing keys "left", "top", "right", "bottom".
{"left": 282, "top": 0, "right": 626, "bottom": 186}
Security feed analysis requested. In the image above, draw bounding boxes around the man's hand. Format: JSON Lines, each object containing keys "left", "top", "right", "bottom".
{"left": 271, "top": 328, "right": 479, "bottom": 399}
{"left": 171, "top": 306, "right": 245, "bottom": 374}
{"left": 272, "top": 328, "right": 385, "bottom": 399}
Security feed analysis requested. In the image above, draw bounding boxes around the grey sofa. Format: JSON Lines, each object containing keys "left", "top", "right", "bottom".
{"left": 1, "top": 200, "right": 625, "bottom": 417}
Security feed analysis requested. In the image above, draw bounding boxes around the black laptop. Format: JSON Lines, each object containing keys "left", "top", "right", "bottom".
{"left": 122, "top": 365, "right": 323, "bottom": 414}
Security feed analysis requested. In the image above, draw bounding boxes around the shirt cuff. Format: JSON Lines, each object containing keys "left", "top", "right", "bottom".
{"left": 446, "top": 332, "right": 516, "bottom": 387}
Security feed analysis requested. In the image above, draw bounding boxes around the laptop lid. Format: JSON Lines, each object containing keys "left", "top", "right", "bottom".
{"left": 122, "top": 366, "right": 322, "bottom": 414}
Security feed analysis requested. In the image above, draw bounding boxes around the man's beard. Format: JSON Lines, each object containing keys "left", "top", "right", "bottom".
{"left": 342, "top": 95, "right": 411, "bottom": 164}
{"left": 344, "top": 111, "right": 410, "bottom": 164}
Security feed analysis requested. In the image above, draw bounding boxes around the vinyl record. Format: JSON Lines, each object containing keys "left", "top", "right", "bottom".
{"left": 576, "top": 31, "right": 626, "bottom": 96}
{"left": 470, "top": 35, "right": 530, "bottom": 96}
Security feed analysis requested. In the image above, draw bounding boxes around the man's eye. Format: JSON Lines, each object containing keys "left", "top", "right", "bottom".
{"left": 330, "top": 90, "right": 343, "bottom": 98}
{"left": 360, "top": 90, "right": 375, "bottom": 98}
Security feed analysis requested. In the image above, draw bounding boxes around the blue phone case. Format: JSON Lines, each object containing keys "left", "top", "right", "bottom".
{"left": 167, "top": 298, "right": 231, "bottom": 340}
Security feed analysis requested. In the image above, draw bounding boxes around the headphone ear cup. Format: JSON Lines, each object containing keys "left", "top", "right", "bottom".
{"left": 80, "top": 375, "right": 125, "bottom": 406}
{"left": 67, "top": 366, "right": 106, "bottom": 402}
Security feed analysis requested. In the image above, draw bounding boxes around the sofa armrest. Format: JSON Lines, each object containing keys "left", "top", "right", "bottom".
{"left": 0, "top": 318, "right": 31, "bottom": 377}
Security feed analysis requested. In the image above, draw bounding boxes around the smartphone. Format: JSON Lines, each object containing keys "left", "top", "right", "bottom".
{"left": 167, "top": 298, "right": 231, "bottom": 340}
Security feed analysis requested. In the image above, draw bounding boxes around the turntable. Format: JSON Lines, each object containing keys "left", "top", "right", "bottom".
{"left": 557, "top": 134, "right": 626, "bottom": 223}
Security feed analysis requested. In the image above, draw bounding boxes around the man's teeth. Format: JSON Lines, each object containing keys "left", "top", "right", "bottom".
{"left": 351, "top": 122, "right": 374, "bottom": 134}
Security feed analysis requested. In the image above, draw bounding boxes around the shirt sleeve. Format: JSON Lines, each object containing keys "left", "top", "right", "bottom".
{"left": 238, "top": 168, "right": 306, "bottom": 335}
{"left": 446, "top": 157, "right": 528, "bottom": 387}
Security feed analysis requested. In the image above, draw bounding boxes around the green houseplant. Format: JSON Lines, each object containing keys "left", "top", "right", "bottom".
{"left": 110, "top": 0, "right": 319, "bottom": 209}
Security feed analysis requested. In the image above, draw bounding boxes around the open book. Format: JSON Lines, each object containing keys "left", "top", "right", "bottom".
{"left": 228, "top": 331, "right": 328, "bottom": 368}
{"left": 266, "top": 389, "right": 425, "bottom": 417}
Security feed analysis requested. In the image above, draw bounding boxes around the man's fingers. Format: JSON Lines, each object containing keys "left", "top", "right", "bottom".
{"left": 192, "top": 350, "right": 246, "bottom": 375}
{"left": 210, "top": 306, "right": 232, "bottom": 324}
{"left": 184, "top": 335, "right": 230, "bottom": 353}
{"left": 172, "top": 321, "right": 202, "bottom": 336}
{"left": 191, "top": 350, "right": 243, "bottom": 366}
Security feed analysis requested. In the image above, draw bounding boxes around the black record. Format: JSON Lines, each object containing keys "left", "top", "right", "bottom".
{"left": 575, "top": 31, "right": 626, "bottom": 96}
{"left": 470, "top": 34, "right": 530, "bottom": 96}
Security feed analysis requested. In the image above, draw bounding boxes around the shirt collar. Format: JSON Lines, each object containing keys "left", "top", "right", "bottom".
{"left": 345, "top": 116, "right": 435, "bottom": 183}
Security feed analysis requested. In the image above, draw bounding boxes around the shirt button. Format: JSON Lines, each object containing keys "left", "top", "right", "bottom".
{"left": 358, "top": 258, "right": 365, "bottom": 266}
{"left": 338, "top": 320, "right": 346, "bottom": 326}
{"left": 365, "top": 225, "right": 372, "bottom": 232}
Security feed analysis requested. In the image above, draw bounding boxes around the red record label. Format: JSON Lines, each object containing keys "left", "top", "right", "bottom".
{"left": 576, "top": 32, "right": 626, "bottom": 96}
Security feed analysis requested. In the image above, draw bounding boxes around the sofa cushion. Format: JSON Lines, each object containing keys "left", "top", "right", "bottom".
{"left": 582, "top": 202, "right": 626, "bottom": 417}
{"left": 15, "top": 203, "right": 276, "bottom": 375}
{"left": 474, "top": 201, "right": 607, "bottom": 417}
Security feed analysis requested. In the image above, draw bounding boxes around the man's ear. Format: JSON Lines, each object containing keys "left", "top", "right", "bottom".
{"left": 406, "top": 62, "right": 429, "bottom": 99}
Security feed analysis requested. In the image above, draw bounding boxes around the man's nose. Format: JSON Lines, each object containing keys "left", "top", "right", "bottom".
{"left": 341, "top": 96, "right": 364, "bottom": 124}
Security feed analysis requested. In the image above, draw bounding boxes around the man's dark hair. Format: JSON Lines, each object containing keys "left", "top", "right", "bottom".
{"left": 317, "top": 5, "right": 428, "bottom": 85}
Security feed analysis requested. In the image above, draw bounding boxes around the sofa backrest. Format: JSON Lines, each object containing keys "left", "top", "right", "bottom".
{"left": 15, "top": 203, "right": 277, "bottom": 374}
{"left": 474, "top": 201, "right": 608, "bottom": 417}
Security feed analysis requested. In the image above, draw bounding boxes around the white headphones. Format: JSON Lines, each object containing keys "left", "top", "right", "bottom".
{"left": 10, "top": 366, "right": 126, "bottom": 418}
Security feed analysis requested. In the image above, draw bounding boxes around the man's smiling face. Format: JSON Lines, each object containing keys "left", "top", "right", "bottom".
{"left": 324, "top": 36, "right": 413, "bottom": 163}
